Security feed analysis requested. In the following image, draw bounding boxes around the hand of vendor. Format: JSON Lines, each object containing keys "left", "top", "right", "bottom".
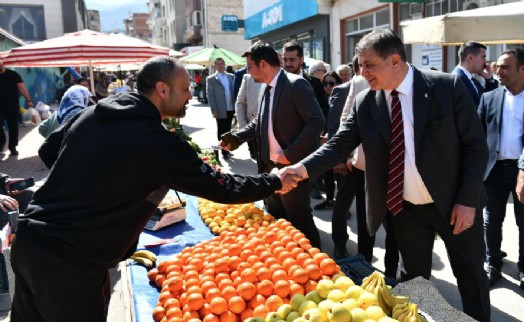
{"left": 0, "top": 194, "right": 19, "bottom": 212}
{"left": 277, "top": 163, "right": 309, "bottom": 193}
{"left": 272, "top": 168, "right": 299, "bottom": 194}
{"left": 220, "top": 132, "right": 240, "bottom": 151}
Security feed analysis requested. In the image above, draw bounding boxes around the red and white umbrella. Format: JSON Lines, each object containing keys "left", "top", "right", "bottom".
{"left": 0, "top": 29, "right": 171, "bottom": 93}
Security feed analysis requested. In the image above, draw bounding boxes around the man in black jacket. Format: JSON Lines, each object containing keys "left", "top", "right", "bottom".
{"left": 10, "top": 57, "right": 290, "bottom": 322}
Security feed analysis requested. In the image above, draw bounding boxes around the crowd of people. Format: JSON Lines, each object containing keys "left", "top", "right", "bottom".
{"left": 0, "top": 28, "right": 523, "bottom": 322}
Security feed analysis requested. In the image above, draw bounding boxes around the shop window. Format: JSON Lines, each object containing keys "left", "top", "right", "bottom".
{"left": 344, "top": 8, "right": 390, "bottom": 63}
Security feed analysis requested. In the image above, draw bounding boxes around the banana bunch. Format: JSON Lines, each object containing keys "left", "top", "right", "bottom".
{"left": 130, "top": 250, "right": 157, "bottom": 268}
{"left": 361, "top": 271, "right": 408, "bottom": 316}
{"left": 392, "top": 303, "right": 428, "bottom": 322}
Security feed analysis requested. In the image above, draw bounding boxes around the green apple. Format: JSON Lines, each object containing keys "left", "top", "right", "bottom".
{"left": 298, "top": 300, "right": 317, "bottom": 316}
{"left": 357, "top": 292, "right": 378, "bottom": 310}
{"left": 345, "top": 285, "right": 364, "bottom": 300}
{"left": 334, "top": 276, "right": 354, "bottom": 292}
{"left": 291, "top": 294, "right": 307, "bottom": 311}
{"left": 331, "top": 273, "right": 346, "bottom": 283}
{"left": 286, "top": 311, "right": 301, "bottom": 322}
{"left": 306, "top": 290, "right": 323, "bottom": 304}
{"left": 350, "top": 308, "right": 368, "bottom": 322}
{"left": 317, "top": 299, "right": 334, "bottom": 322}
{"left": 266, "top": 312, "right": 282, "bottom": 322}
{"left": 327, "top": 303, "right": 352, "bottom": 322}
{"left": 365, "top": 305, "right": 385, "bottom": 321}
{"left": 302, "top": 308, "right": 323, "bottom": 322}
{"left": 341, "top": 298, "right": 359, "bottom": 311}
{"left": 294, "top": 317, "right": 307, "bottom": 322}
{"left": 316, "top": 279, "right": 335, "bottom": 298}
{"left": 327, "top": 289, "right": 346, "bottom": 303}
{"left": 277, "top": 304, "right": 293, "bottom": 320}
{"left": 247, "top": 317, "right": 267, "bottom": 322}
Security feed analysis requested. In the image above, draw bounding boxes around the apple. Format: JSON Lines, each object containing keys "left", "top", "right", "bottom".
{"left": 345, "top": 285, "right": 364, "bottom": 300}
{"left": 286, "top": 311, "right": 301, "bottom": 322}
{"left": 246, "top": 317, "right": 266, "bottom": 322}
{"left": 305, "top": 290, "right": 323, "bottom": 304}
{"left": 302, "top": 308, "right": 323, "bottom": 322}
{"left": 357, "top": 292, "right": 378, "bottom": 310}
{"left": 365, "top": 306, "right": 385, "bottom": 321}
{"left": 327, "top": 289, "right": 346, "bottom": 303}
{"left": 317, "top": 299, "right": 334, "bottom": 322}
{"left": 378, "top": 317, "right": 394, "bottom": 322}
{"left": 298, "top": 300, "right": 317, "bottom": 316}
{"left": 267, "top": 312, "right": 282, "bottom": 322}
{"left": 291, "top": 294, "right": 308, "bottom": 311}
{"left": 327, "top": 303, "right": 352, "bottom": 322}
{"left": 350, "top": 308, "right": 368, "bottom": 322}
{"left": 316, "top": 279, "right": 335, "bottom": 298}
{"left": 334, "top": 276, "right": 354, "bottom": 292}
{"left": 277, "top": 304, "right": 293, "bottom": 320}
{"left": 331, "top": 273, "right": 346, "bottom": 283}
{"left": 341, "top": 298, "right": 359, "bottom": 311}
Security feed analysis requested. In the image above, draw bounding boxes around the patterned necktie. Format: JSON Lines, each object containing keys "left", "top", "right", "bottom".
{"left": 386, "top": 89, "right": 405, "bottom": 215}
{"left": 471, "top": 77, "right": 484, "bottom": 95}
{"left": 260, "top": 85, "right": 272, "bottom": 165}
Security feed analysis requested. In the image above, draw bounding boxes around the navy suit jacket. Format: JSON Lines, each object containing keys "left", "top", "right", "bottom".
{"left": 452, "top": 66, "right": 498, "bottom": 108}
{"left": 478, "top": 86, "right": 524, "bottom": 179}
{"left": 302, "top": 67, "right": 488, "bottom": 234}
{"left": 327, "top": 82, "right": 350, "bottom": 139}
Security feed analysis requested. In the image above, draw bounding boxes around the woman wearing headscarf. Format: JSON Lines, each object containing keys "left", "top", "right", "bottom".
{"left": 39, "top": 85, "right": 92, "bottom": 138}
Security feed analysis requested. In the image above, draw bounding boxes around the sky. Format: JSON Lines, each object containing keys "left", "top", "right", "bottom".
{"left": 84, "top": 0, "right": 148, "bottom": 32}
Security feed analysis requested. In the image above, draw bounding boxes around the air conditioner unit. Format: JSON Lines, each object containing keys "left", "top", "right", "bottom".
{"left": 409, "top": 2, "right": 423, "bottom": 17}
{"left": 463, "top": 0, "right": 495, "bottom": 10}
{"left": 192, "top": 11, "right": 202, "bottom": 26}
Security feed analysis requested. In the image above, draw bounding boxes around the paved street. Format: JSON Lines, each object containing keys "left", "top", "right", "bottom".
{"left": 0, "top": 97, "right": 522, "bottom": 321}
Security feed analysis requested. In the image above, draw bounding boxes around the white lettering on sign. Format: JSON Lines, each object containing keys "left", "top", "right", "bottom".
{"left": 262, "top": 5, "right": 283, "bottom": 28}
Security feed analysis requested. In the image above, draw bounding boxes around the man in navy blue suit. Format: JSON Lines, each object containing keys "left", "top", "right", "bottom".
{"left": 452, "top": 41, "right": 498, "bottom": 107}
{"left": 478, "top": 48, "right": 524, "bottom": 289}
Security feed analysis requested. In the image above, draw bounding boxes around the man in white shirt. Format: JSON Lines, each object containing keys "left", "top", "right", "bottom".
{"left": 478, "top": 48, "right": 524, "bottom": 289}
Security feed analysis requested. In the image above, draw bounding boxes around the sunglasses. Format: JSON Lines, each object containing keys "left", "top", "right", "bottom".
{"left": 323, "top": 81, "right": 336, "bottom": 87}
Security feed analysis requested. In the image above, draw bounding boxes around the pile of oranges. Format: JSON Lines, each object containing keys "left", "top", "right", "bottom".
{"left": 198, "top": 199, "right": 275, "bottom": 235}
{"left": 148, "top": 218, "right": 341, "bottom": 322}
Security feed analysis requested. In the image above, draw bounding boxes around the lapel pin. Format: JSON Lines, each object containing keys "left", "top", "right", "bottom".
{"left": 425, "top": 93, "right": 428, "bottom": 98}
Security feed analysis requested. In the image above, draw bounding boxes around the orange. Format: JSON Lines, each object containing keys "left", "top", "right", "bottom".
{"left": 259, "top": 251, "right": 273, "bottom": 262}
{"left": 319, "top": 257, "right": 338, "bottom": 275}
{"left": 155, "top": 274, "right": 167, "bottom": 288}
{"left": 289, "top": 282, "right": 304, "bottom": 296}
{"left": 279, "top": 235, "right": 294, "bottom": 246}
{"left": 246, "top": 255, "right": 261, "bottom": 266}
{"left": 218, "top": 279, "right": 234, "bottom": 291}
{"left": 186, "top": 285, "right": 203, "bottom": 295}
{"left": 188, "top": 258, "right": 204, "bottom": 271}
{"left": 302, "top": 258, "right": 317, "bottom": 268}
{"left": 272, "top": 246, "right": 286, "bottom": 259}
{"left": 178, "top": 292, "right": 188, "bottom": 307}
{"left": 240, "top": 308, "right": 254, "bottom": 322}
{"left": 264, "top": 231, "right": 277, "bottom": 244}
{"left": 215, "top": 272, "right": 231, "bottom": 285}
{"left": 158, "top": 290, "right": 172, "bottom": 306}
{"left": 166, "top": 276, "right": 184, "bottom": 294}
{"left": 281, "top": 257, "right": 298, "bottom": 272}
{"left": 285, "top": 241, "right": 300, "bottom": 252}
{"left": 205, "top": 288, "right": 222, "bottom": 303}
{"left": 256, "top": 267, "right": 271, "bottom": 282}
{"left": 199, "top": 303, "right": 212, "bottom": 317}
{"left": 227, "top": 295, "right": 246, "bottom": 314}
{"left": 271, "top": 269, "right": 289, "bottom": 283}
{"left": 184, "top": 278, "right": 200, "bottom": 290}
{"left": 252, "top": 304, "right": 270, "bottom": 318}
{"left": 291, "top": 268, "right": 309, "bottom": 284}
{"left": 251, "top": 262, "right": 265, "bottom": 272}
{"left": 265, "top": 295, "right": 284, "bottom": 312}
{"left": 152, "top": 306, "right": 166, "bottom": 322}
{"left": 227, "top": 256, "right": 242, "bottom": 271}
{"left": 164, "top": 298, "right": 181, "bottom": 311}
{"left": 240, "top": 249, "right": 254, "bottom": 261}
{"left": 214, "top": 259, "right": 229, "bottom": 274}
{"left": 202, "top": 314, "right": 220, "bottom": 322}
{"left": 305, "top": 264, "right": 323, "bottom": 280}
{"left": 295, "top": 252, "right": 312, "bottom": 266}
{"left": 240, "top": 268, "right": 257, "bottom": 283}
{"left": 219, "top": 310, "right": 236, "bottom": 322}
{"left": 256, "top": 279, "right": 274, "bottom": 297}
{"left": 268, "top": 264, "right": 284, "bottom": 276}
{"left": 236, "top": 262, "right": 251, "bottom": 274}
{"left": 303, "top": 280, "right": 318, "bottom": 293}
{"left": 273, "top": 279, "right": 291, "bottom": 298}
{"left": 264, "top": 257, "right": 279, "bottom": 268}
{"left": 201, "top": 281, "right": 218, "bottom": 295}
{"left": 166, "top": 307, "right": 183, "bottom": 320}
{"left": 157, "top": 260, "right": 173, "bottom": 274}
{"left": 237, "top": 281, "right": 256, "bottom": 301}
{"left": 248, "top": 294, "right": 267, "bottom": 309}
{"left": 308, "top": 247, "right": 321, "bottom": 257}
{"left": 186, "top": 293, "right": 204, "bottom": 311}
{"left": 278, "top": 251, "right": 293, "bottom": 263}
{"left": 148, "top": 268, "right": 159, "bottom": 283}
{"left": 221, "top": 285, "right": 238, "bottom": 301}
{"left": 209, "top": 296, "right": 228, "bottom": 316}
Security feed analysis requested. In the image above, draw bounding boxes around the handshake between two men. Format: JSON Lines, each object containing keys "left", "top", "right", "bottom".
{"left": 219, "top": 133, "right": 309, "bottom": 194}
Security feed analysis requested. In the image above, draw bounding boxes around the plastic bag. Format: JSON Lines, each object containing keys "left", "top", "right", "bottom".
{"left": 35, "top": 101, "right": 50, "bottom": 120}
{"left": 22, "top": 107, "right": 41, "bottom": 125}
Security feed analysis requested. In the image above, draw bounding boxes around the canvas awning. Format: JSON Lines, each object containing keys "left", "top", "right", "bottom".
{"left": 400, "top": 2, "right": 524, "bottom": 45}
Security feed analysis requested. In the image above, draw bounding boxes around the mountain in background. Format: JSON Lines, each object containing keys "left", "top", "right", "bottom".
{"left": 85, "top": 0, "right": 148, "bottom": 33}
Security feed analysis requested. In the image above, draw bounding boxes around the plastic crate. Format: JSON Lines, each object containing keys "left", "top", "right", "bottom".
{"left": 336, "top": 254, "right": 398, "bottom": 287}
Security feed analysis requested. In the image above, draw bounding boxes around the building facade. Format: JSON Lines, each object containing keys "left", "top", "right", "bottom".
{"left": 124, "top": 13, "right": 151, "bottom": 41}
{"left": 87, "top": 9, "right": 100, "bottom": 31}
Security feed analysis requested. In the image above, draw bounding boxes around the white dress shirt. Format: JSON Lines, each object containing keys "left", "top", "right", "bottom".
{"left": 498, "top": 88, "right": 524, "bottom": 160}
{"left": 261, "top": 69, "right": 284, "bottom": 162}
{"left": 385, "top": 65, "right": 434, "bottom": 205}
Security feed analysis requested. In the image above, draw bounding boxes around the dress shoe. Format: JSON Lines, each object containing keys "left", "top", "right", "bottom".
{"left": 501, "top": 251, "right": 508, "bottom": 258}
{"left": 333, "top": 244, "right": 349, "bottom": 260}
{"left": 519, "top": 271, "right": 524, "bottom": 291}
{"left": 310, "top": 188, "right": 323, "bottom": 200}
{"left": 9, "top": 149, "right": 19, "bottom": 156}
{"left": 486, "top": 265, "right": 502, "bottom": 287}
{"left": 314, "top": 200, "right": 334, "bottom": 210}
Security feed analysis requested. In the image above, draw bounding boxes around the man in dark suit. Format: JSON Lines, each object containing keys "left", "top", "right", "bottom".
{"left": 280, "top": 29, "right": 490, "bottom": 321}
{"left": 220, "top": 42, "right": 325, "bottom": 249}
{"left": 478, "top": 48, "right": 524, "bottom": 289}
{"left": 282, "top": 41, "right": 328, "bottom": 200}
{"left": 451, "top": 41, "right": 498, "bottom": 107}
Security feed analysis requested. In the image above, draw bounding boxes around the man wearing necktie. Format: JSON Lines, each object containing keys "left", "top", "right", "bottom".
{"left": 452, "top": 41, "right": 498, "bottom": 107}
{"left": 280, "top": 29, "right": 490, "bottom": 322}
{"left": 220, "top": 42, "right": 325, "bottom": 249}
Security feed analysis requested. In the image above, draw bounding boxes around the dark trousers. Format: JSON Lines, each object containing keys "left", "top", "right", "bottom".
{"left": 353, "top": 168, "right": 375, "bottom": 262}
{"left": 0, "top": 106, "right": 19, "bottom": 151}
{"left": 247, "top": 139, "right": 258, "bottom": 158}
{"left": 332, "top": 172, "right": 353, "bottom": 245}
{"left": 215, "top": 111, "right": 235, "bottom": 159}
{"left": 11, "top": 224, "right": 111, "bottom": 322}
{"left": 484, "top": 161, "right": 524, "bottom": 271}
{"left": 383, "top": 212, "right": 399, "bottom": 278}
{"left": 391, "top": 201, "right": 490, "bottom": 322}
{"left": 263, "top": 163, "right": 321, "bottom": 249}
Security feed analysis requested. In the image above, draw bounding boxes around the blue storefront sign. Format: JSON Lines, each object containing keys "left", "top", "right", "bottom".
{"left": 243, "top": 0, "right": 319, "bottom": 39}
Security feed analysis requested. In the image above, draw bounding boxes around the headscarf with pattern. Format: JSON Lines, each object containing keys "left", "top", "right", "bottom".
{"left": 56, "top": 85, "right": 92, "bottom": 125}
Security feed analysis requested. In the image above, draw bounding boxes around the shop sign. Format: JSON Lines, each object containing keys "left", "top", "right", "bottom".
{"left": 243, "top": 0, "right": 318, "bottom": 39}
{"left": 222, "top": 15, "right": 239, "bottom": 32}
